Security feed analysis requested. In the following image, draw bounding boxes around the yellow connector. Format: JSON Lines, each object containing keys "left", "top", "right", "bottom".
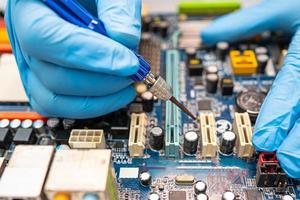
{"left": 68, "top": 129, "right": 106, "bottom": 149}
{"left": 198, "top": 112, "right": 217, "bottom": 157}
{"left": 230, "top": 50, "right": 258, "bottom": 75}
{"left": 233, "top": 112, "right": 254, "bottom": 158}
{"left": 128, "top": 113, "right": 147, "bottom": 157}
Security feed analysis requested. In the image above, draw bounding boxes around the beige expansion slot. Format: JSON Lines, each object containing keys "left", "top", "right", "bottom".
{"left": 128, "top": 113, "right": 147, "bottom": 157}
{"left": 198, "top": 112, "right": 218, "bottom": 157}
{"left": 69, "top": 129, "right": 106, "bottom": 149}
{"left": 233, "top": 112, "right": 254, "bottom": 158}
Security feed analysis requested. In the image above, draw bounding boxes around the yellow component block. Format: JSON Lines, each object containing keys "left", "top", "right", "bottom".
{"left": 54, "top": 192, "right": 70, "bottom": 200}
{"left": 0, "top": 28, "right": 10, "bottom": 44}
{"left": 230, "top": 50, "right": 258, "bottom": 75}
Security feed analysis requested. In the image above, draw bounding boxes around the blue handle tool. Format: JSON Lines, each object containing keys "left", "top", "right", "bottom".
{"left": 42, "top": 0, "right": 150, "bottom": 82}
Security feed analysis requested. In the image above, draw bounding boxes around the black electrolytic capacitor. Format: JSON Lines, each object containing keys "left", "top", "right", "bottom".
{"left": 206, "top": 74, "right": 219, "bottom": 94}
{"left": 205, "top": 65, "right": 218, "bottom": 75}
{"left": 220, "top": 131, "right": 236, "bottom": 155}
{"left": 196, "top": 193, "right": 209, "bottom": 200}
{"left": 139, "top": 171, "right": 152, "bottom": 187}
{"left": 194, "top": 180, "right": 207, "bottom": 194}
{"left": 183, "top": 131, "right": 199, "bottom": 155}
{"left": 142, "top": 16, "right": 152, "bottom": 32}
{"left": 141, "top": 91, "right": 154, "bottom": 113}
{"left": 222, "top": 191, "right": 236, "bottom": 200}
{"left": 159, "top": 21, "right": 169, "bottom": 38}
{"left": 257, "top": 54, "right": 269, "bottom": 74}
{"left": 217, "top": 41, "right": 229, "bottom": 61}
{"left": 149, "top": 127, "right": 164, "bottom": 151}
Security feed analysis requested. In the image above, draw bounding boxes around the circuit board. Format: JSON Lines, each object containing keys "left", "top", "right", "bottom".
{"left": 0, "top": 1, "right": 299, "bottom": 200}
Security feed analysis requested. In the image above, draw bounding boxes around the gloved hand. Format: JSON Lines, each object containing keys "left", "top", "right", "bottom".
{"left": 5, "top": 0, "right": 141, "bottom": 119}
{"left": 201, "top": 0, "right": 300, "bottom": 178}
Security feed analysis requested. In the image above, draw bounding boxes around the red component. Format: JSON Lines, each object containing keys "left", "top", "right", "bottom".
{"left": 0, "top": 112, "right": 47, "bottom": 121}
{"left": 0, "top": 18, "right": 5, "bottom": 27}
{"left": 0, "top": 44, "right": 12, "bottom": 53}
{"left": 258, "top": 152, "right": 278, "bottom": 165}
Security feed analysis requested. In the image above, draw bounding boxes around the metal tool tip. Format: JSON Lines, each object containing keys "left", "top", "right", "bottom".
{"left": 170, "top": 96, "right": 197, "bottom": 120}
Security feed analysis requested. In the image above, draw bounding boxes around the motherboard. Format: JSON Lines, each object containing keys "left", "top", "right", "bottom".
{"left": 0, "top": 1, "right": 299, "bottom": 200}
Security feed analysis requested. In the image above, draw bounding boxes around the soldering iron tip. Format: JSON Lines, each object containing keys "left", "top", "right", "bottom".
{"left": 170, "top": 96, "right": 197, "bottom": 120}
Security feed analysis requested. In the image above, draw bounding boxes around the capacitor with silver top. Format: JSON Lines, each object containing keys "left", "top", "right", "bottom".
{"left": 222, "top": 191, "right": 236, "bottom": 200}
{"left": 217, "top": 41, "right": 229, "bottom": 61}
{"left": 220, "top": 131, "right": 236, "bottom": 155}
{"left": 149, "top": 127, "right": 164, "bottom": 151}
{"left": 9, "top": 119, "right": 21, "bottom": 133}
{"left": 183, "top": 131, "right": 199, "bottom": 155}
{"left": 0, "top": 119, "right": 10, "bottom": 128}
{"left": 148, "top": 192, "right": 160, "bottom": 200}
{"left": 257, "top": 54, "right": 269, "bottom": 74}
{"left": 139, "top": 171, "right": 152, "bottom": 187}
{"left": 141, "top": 91, "right": 154, "bottom": 112}
{"left": 205, "top": 65, "right": 218, "bottom": 75}
{"left": 47, "top": 118, "right": 60, "bottom": 130}
{"left": 21, "top": 119, "right": 33, "bottom": 129}
{"left": 33, "top": 119, "right": 45, "bottom": 134}
{"left": 196, "top": 193, "right": 209, "bottom": 200}
{"left": 255, "top": 46, "right": 268, "bottom": 55}
{"left": 194, "top": 180, "right": 207, "bottom": 194}
{"left": 62, "top": 119, "right": 76, "bottom": 130}
{"left": 206, "top": 74, "right": 219, "bottom": 94}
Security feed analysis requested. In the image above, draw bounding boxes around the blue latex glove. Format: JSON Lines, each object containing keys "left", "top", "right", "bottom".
{"left": 202, "top": 0, "right": 300, "bottom": 178}
{"left": 5, "top": 0, "right": 141, "bottom": 118}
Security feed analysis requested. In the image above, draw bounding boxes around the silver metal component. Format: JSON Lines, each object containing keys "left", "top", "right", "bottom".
{"left": 0, "top": 119, "right": 10, "bottom": 128}
{"left": 148, "top": 76, "right": 172, "bottom": 101}
{"left": 21, "top": 119, "right": 33, "bottom": 129}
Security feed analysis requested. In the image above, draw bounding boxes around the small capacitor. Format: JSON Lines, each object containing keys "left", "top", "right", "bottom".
{"left": 255, "top": 46, "right": 268, "bottom": 55}
{"left": 141, "top": 91, "right": 154, "bottom": 113}
{"left": 257, "top": 54, "right": 269, "bottom": 74}
{"left": 205, "top": 65, "right": 218, "bottom": 75}
{"left": 62, "top": 119, "right": 76, "bottom": 130}
{"left": 216, "top": 41, "right": 229, "bottom": 61}
{"left": 222, "top": 191, "right": 236, "bottom": 200}
{"left": 220, "top": 131, "right": 236, "bottom": 155}
{"left": 281, "top": 195, "right": 294, "bottom": 200}
{"left": 194, "top": 180, "right": 207, "bottom": 194}
{"left": 33, "top": 119, "right": 45, "bottom": 134}
{"left": 148, "top": 192, "right": 160, "bottom": 200}
{"left": 0, "top": 119, "right": 10, "bottom": 128}
{"left": 149, "top": 127, "right": 164, "bottom": 151}
{"left": 196, "top": 193, "right": 209, "bottom": 200}
{"left": 139, "top": 171, "right": 152, "bottom": 187}
{"left": 205, "top": 74, "right": 219, "bottom": 94}
{"left": 47, "top": 118, "right": 60, "bottom": 130}
{"left": 183, "top": 131, "right": 199, "bottom": 155}
{"left": 9, "top": 119, "right": 21, "bottom": 133}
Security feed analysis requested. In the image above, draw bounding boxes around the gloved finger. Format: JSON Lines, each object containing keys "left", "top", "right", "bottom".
{"left": 276, "top": 117, "right": 300, "bottom": 178}
{"left": 12, "top": 0, "right": 139, "bottom": 76}
{"left": 252, "top": 29, "right": 300, "bottom": 152}
{"left": 27, "top": 71, "right": 136, "bottom": 119}
{"left": 28, "top": 57, "right": 132, "bottom": 96}
{"left": 201, "top": 0, "right": 294, "bottom": 45}
{"left": 96, "top": 0, "right": 141, "bottom": 49}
